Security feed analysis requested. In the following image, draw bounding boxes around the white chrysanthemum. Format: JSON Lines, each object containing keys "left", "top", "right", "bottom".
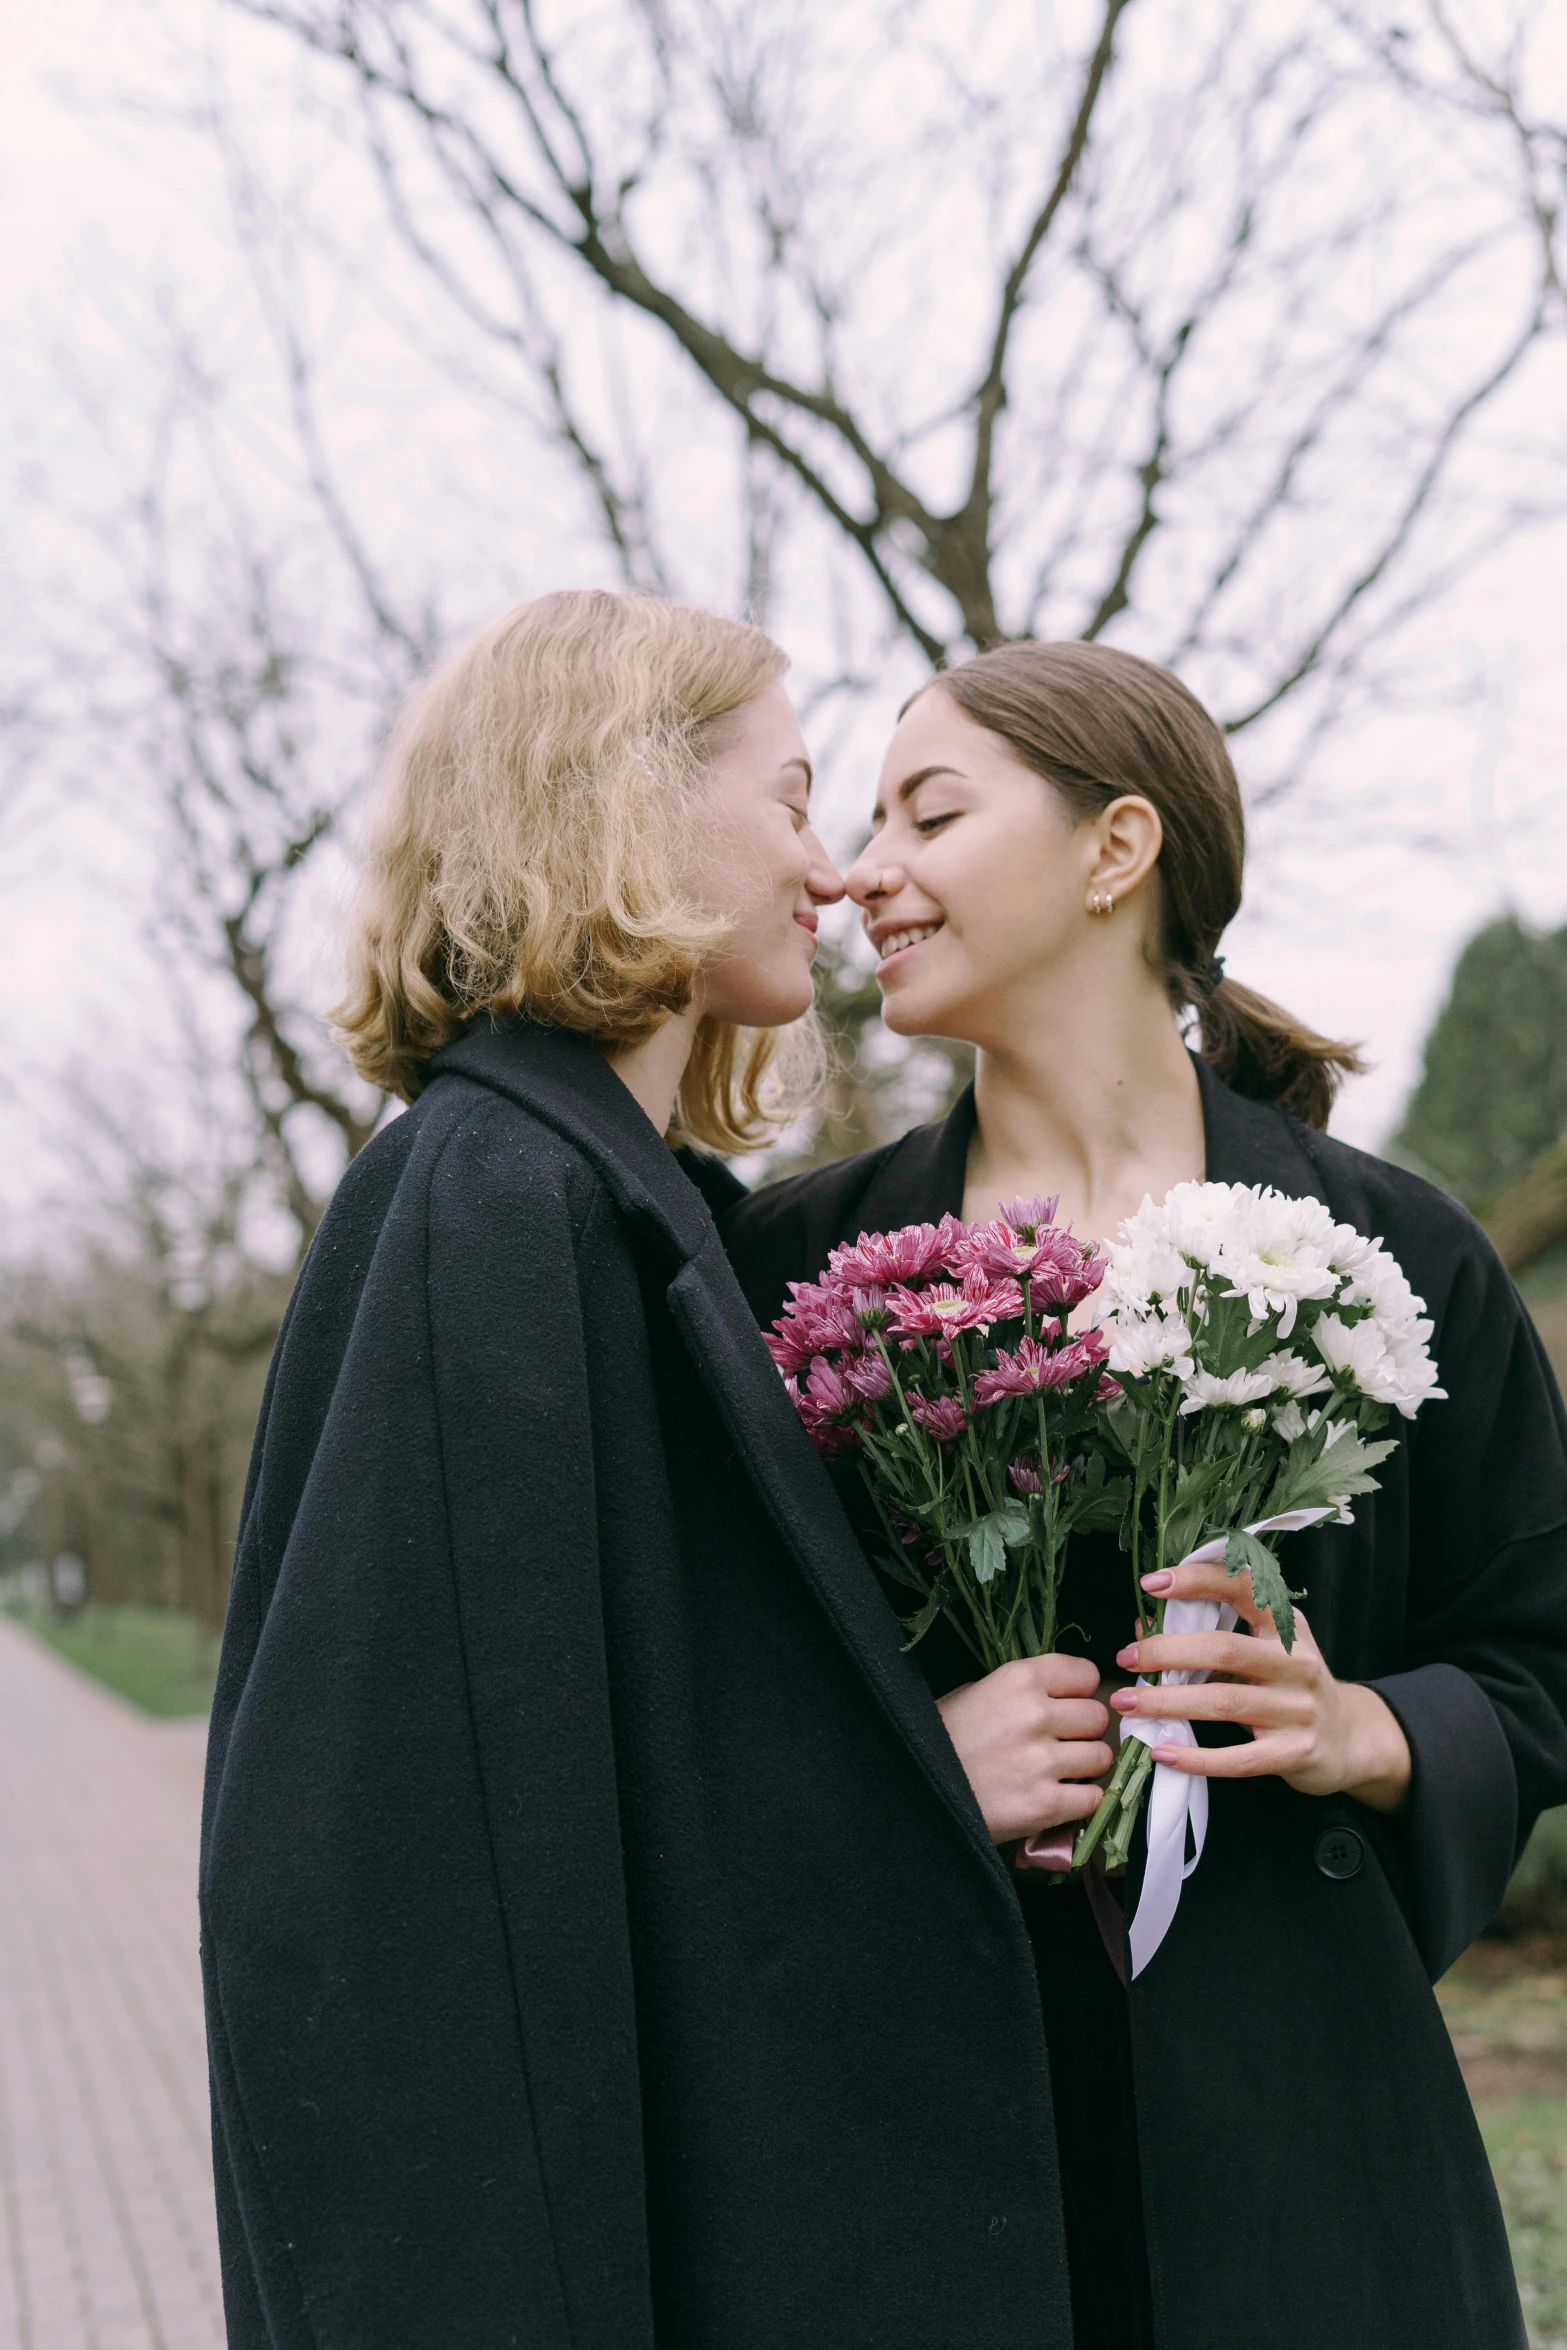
{"left": 1327, "top": 1223, "right": 1382, "bottom": 1279}
{"left": 1257, "top": 1349, "right": 1331, "bottom": 1399}
{"left": 1272, "top": 1399, "right": 1308, "bottom": 1442}
{"left": 1382, "top": 1319, "right": 1445, "bottom": 1412}
{"left": 1159, "top": 1180, "right": 1252, "bottom": 1270}
{"left": 1097, "top": 1232, "right": 1191, "bottom": 1316}
{"left": 1217, "top": 1189, "right": 1341, "bottom": 1338}
{"left": 1312, "top": 1313, "right": 1446, "bottom": 1417}
{"left": 1313, "top": 1312, "right": 1389, "bottom": 1389}
{"left": 1177, "top": 1366, "right": 1278, "bottom": 1415}
{"left": 1106, "top": 1311, "right": 1196, "bottom": 1381}
{"left": 1334, "top": 1259, "right": 1437, "bottom": 1353}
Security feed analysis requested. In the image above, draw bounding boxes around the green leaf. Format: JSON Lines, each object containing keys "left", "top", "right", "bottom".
{"left": 1163, "top": 1458, "right": 1230, "bottom": 1566}
{"left": 968, "top": 1517, "right": 1005, "bottom": 1585}
{"left": 1224, "top": 1528, "right": 1303, "bottom": 1652}
{"left": 1099, "top": 1396, "right": 1148, "bottom": 1464}
{"left": 1065, "top": 1475, "right": 1130, "bottom": 1535}
{"left": 900, "top": 1581, "right": 951, "bottom": 1649}
{"left": 1266, "top": 1425, "right": 1397, "bottom": 1521}
{"left": 967, "top": 1502, "right": 1030, "bottom": 1585}
{"left": 876, "top": 1545, "right": 929, "bottom": 1593}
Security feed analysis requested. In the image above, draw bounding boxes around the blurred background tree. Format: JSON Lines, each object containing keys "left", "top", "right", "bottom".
{"left": 1397, "top": 919, "right": 1567, "bottom": 1209}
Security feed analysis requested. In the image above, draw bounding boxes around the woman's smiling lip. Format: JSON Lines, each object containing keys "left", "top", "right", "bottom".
{"left": 871, "top": 917, "right": 945, "bottom": 971}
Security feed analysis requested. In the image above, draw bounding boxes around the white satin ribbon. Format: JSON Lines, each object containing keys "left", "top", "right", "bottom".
{"left": 1124, "top": 1506, "right": 1335, "bottom": 1978}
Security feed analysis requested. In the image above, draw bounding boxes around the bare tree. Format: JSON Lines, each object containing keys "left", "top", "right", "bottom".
{"left": 225, "top": 0, "right": 1565, "bottom": 771}
{"left": 0, "top": 1051, "right": 298, "bottom": 1628}
{"left": 38, "top": 297, "right": 436, "bottom": 1252}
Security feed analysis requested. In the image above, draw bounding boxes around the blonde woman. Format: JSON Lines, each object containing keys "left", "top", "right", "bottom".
{"left": 198, "top": 594, "right": 1088, "bottom": 2350}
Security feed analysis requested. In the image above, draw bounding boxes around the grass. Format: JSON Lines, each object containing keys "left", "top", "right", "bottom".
{"left": 1440, "top": 1940, "right": 1567, "bottom": 2347}
{"left": 1484, "top": 2100, "right": 1567, "bottom": 2349}
{"left": 5, "top": 1600, "right": 219, "bottom": 1717}
{"left": 1439, "top": 1945, "right": 1567, "bottom": 2059}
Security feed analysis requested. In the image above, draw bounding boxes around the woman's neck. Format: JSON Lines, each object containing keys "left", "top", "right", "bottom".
{"left": 964, "top": 977, "right": 1203, "bottom": 1244}
{"left": 605, "top": 1009, "right": 701, "bottom": 1140}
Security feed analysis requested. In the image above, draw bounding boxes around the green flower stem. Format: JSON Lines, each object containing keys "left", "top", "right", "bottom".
{"left": 1070, "top": 1725, "right": 1144, "bottom": 1869}
{"left": 1099, "top": 1740, "right": 1156, "bottom": 1872}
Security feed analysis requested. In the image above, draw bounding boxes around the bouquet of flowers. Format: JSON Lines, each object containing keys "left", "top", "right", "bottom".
{"left": 1077, "top": 1179, "right": 1447, "bottom": 1892}
{"left": 767, "top": 1199, "right": 1127, "bottom": 1674}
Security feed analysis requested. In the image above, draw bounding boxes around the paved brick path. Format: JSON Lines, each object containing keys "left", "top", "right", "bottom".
{"left": 0, "top": 1620, "right": 224, "bottom": 2350}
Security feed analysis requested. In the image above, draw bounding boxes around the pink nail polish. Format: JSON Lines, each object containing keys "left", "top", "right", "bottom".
{"left": 1141, "top": 1570, "right": 1173, "bottom": 1592}
{"left": 1116, "top": 1644, "right": 1139, "bottom": 1668}
{"left": 1111, "top": 1691, "right": 1137, "bottom": 1712}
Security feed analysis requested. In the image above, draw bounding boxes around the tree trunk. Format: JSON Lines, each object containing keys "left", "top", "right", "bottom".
{"left": 1481, "top": 1143, "right": 1567, "bottom": 1274}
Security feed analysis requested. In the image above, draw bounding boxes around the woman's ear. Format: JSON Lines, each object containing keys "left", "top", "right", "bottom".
{"left": 1087, "top": 794, "right": 1163, "bottom": 907}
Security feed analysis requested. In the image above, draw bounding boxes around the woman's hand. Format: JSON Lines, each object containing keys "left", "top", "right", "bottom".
{"left": 936, "top": 1655, "right": 1113, "bottom": 1843}
{"left": 1113, "top": 1558, "right": 1412, "bottom": 1814}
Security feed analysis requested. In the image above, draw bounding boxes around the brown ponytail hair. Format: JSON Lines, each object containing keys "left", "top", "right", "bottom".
{"left": 927, "top": 642, "right": 1363, "bottom": 1129}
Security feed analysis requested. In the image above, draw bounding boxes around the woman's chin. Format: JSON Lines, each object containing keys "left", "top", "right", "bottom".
{"left": 710, "top": 980, "right": 815, "bottom": 1031}
{"left": 877, "top": 977, "right": 948, "bottom": 1037}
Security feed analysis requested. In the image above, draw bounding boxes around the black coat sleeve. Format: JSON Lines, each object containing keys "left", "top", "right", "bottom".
{"left": 200, "top": 1100, "right": 654, "bottom": 2348}
{"left": 1366, "top": 1221, "right": 1567, "bottom": 1976}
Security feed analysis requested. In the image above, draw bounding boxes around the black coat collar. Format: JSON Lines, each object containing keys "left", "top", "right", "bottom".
{"left": 851, "top": 1053, "right": 1324, "bottom": 1234}
{"left": 430, "top": 1017, "right": 721, "bottom": 1265}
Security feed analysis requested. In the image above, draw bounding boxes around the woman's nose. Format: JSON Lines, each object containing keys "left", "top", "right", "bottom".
{"left": 803, "top": 827, "right": 846, "bottom": 905}
{"left": 844, "top": 850, "right": 905, "bottom": 908}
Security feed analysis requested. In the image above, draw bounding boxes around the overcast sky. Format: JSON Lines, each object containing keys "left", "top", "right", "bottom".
{"left": 3, "top": 0, "right": 1566, "bottom": 1223}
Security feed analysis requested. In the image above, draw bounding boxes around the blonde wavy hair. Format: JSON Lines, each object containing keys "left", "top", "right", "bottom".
{"left": 333, "top": 588, "right": 802, "bottom": 1150}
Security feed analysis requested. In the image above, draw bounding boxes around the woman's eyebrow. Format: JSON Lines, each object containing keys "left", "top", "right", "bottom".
{"left": 868, "top": 761, "right": 965, "bottom": 827}
{"left": 896, "top": 763, "right": 965, "bottom": 803}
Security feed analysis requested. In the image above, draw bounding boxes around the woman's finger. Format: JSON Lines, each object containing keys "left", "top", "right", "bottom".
{"left": 1040, "top": 1698, "right": 1112, "bottom": 1743}
{"left": 1117, "top": 1630, "right": 1296, "bottom": 1680}
{"left": 1141, "top": 1557, "right": 1272, "bottom": 1632}
{"left": 1112, "top": 1682, "right": 1312, "bottom": 1730}
{"left": 1048, "top": 1739, "right": 1117, "bottom": 1781}
{"left": 1147, "top": 1733, "right": 1310, "bottom": 1779}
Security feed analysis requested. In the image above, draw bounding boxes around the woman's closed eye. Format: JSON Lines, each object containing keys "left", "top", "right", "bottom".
{"left": 916, "top": 809, "right": 959, "bottom": 835}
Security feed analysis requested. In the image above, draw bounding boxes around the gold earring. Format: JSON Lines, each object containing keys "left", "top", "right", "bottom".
{"left": 1089, "top": 888, "right": 1115, "bottom": 916}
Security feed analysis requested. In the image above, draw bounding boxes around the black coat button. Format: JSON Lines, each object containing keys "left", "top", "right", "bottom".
{"left": 1314, "top": 1827, "right": 1364, "bottom": 1881}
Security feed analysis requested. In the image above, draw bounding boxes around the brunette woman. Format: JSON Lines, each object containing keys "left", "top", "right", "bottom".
{"left": 721, "top": 641, "right": 1567, "bottom": 2350}
{"left": 200, "top": 595, "right": 1100, "bottom": 2348}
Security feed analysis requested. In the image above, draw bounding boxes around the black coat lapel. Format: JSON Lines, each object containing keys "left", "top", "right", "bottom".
{"left": 429, "top": 1020, "right": 1008, "bottom": 1887}
{"left": 1194, "top": 1057, "right": 1325, "bottom": 1196}
{"left": 855, "top": 1083, "right": 977, "bottom": 1230}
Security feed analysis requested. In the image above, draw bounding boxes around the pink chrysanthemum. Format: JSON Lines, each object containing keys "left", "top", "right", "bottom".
{"left": 829, "top": 1221, "right": 951, "bottom": 1290}
{"left": 908, "top": 1392, "right": 968, "bottom": 1441}
{"left": 997, "top": 1195, "right": 1062, "bottom": 1240}
{"left": 1027, "top": 1241, "right": 1108, "bottom": 1313}
{"left": 1007, "top": 1456, "right": 1044, "bottom": 1496}
{"left": 768, "top": 1275, "right": 873, "bottom": 1373}
{"left": 843, "top": 1350, "right": 893, "bottom": 1402}
{"left": 767, "top": 1324, "right": 813, "bottom": 1378}
{"left": 792, "top": 1355, "right": 866, "bottom": 1456}
{"left": 974, "top": 1329, "right": 1107, "bottom": 1405}
{"left": 889, "top": 1265, "right": 1024, "bottom": 1342}
{"left": 799, "top": 1355, "right": 856, "bottom": 1418}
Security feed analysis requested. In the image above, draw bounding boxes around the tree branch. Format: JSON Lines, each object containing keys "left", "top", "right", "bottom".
{"left": 955, "top": 0, "right": 1137, "bottom": 625}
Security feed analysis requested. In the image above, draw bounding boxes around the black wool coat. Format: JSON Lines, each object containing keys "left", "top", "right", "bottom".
{"left": 720, "top": 1060, "right": 1567, "bottom": 2350}
{"left": 200, "top": 1019, "right": 1084, "bottom": 2350}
